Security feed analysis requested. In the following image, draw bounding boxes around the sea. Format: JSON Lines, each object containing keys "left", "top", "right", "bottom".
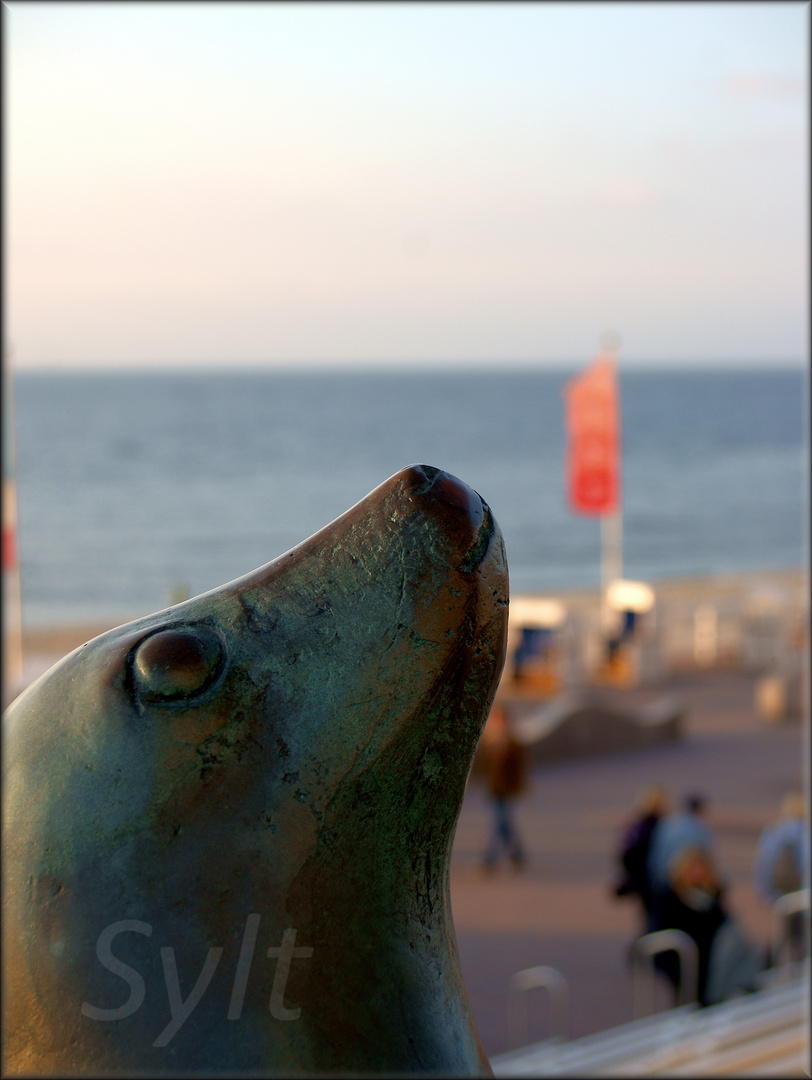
{"left": 9, "top": 365, "right": 808, "bottom": 628}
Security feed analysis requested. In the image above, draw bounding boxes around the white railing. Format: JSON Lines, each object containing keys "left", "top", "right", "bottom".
{"left": 508, "top": 965, "right": 569, "bottom": 1049}
{"left": 631, "top": 929, "right": 699, "bottom": 1018}
{"left": 771, "top": 888, "right": 810, "bottom": 977}
{"left": 491, "top": 969, "right": 807, "bottom": 1077}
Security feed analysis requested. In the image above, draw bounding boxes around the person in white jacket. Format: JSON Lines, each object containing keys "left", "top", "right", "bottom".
{"left": 753, "top": 791, "right": 808, "bottom": 966}
{"left": 753, "top": 791, "right": 807, "bottom": 903}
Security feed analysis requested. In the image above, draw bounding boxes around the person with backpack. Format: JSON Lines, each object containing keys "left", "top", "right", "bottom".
{"left": 754, "top": 791, "right": 807, "bottom": 901}
{"left": 754, "top": 791, "right": 808, "bottom": 964}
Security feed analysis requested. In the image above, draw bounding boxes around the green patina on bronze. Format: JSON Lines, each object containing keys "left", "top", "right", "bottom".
{"left": 3, "top": 465, "right": 508, "bottom": 1076}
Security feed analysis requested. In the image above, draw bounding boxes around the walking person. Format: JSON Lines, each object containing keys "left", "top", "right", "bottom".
{"left": 648, "top": 792, "right": 715, "bottom": 908}
{"left": 612, "top": 785, "right": 670, "bottom": 937}
{"left": 753, "top": 791, "right": 809, "bottom": 965}
{"left": 480, "top": 705, "right": 527, "bottom": 872}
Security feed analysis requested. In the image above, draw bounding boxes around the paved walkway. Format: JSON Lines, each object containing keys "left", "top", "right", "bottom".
{"left": 449, "top": 669, "right": 806, "bottom": 1058}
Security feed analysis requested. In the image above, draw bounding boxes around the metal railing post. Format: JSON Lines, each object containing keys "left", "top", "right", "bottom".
{"left": 508, "top": 965, "right": 569, "bottom": 1049}
{"left": 771, "top": 888, "right": 810, "bottom": 977}
{"left": 631, "top": 929, "right": 699, "bottom": 1018}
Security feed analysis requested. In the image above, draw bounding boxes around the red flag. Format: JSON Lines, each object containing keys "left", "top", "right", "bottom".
{"left": 2, "top": 480, "right": 16, "bottom": 572}
{"left": 563, "top": 357, "right": 620, "bottom": 515}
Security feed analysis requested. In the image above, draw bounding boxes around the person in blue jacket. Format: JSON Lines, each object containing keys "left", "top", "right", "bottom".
{"left": 648, "top": 792, "right": 715, "bottom": 897}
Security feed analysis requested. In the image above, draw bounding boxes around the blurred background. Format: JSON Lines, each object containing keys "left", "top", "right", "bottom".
{"left": 6, "top": 3, "right": 806, "bottom": 371}
{"left": 4, "top": 2, "right": 809, "bottom": 1074}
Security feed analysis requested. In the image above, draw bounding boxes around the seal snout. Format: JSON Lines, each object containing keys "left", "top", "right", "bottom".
{"left": 406, "top": 464, "right": 494, "bottom": 570}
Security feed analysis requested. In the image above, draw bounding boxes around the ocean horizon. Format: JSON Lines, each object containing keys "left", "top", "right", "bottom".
{"left": 10, "top": 364, "right": 807, "bottom": 627}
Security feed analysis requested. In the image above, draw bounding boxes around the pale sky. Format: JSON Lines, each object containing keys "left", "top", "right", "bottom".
{"left": 5, "top": 1, "right": 808, "bottom": 370}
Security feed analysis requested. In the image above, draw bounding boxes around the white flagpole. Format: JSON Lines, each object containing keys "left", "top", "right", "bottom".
{"left": 601, "top": 508, "right": 623, "bottom": 634}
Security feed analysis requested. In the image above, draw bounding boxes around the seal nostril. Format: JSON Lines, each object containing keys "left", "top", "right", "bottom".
{"left": 411, "top": 465, "right": 483, "bottom": 521}
{"left": 418, "top": 465, "right": 441, "bottom": 484}
{"left": 410, "top": 464, "right": 441, "bottom": 493}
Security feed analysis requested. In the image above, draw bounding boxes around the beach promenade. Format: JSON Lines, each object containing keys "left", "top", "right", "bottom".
{"left": 6, "top": 571, "right": 808, "bottom": 1063}
{"left": 451, "top": 666, "right": 807, "bottom": 1058}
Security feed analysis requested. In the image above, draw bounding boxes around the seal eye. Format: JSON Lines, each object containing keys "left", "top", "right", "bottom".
{"left": 132, "top": 627, "right": 225, "bottom": 703}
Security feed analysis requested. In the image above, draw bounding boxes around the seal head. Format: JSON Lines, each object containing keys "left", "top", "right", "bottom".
{"left": 3, "top": 464, "right": 508, "bottom": 1076}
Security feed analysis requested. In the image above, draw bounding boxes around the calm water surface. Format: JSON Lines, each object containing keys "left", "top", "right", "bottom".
{"left": 12, "top": 366, "right": 806, "bottom": 626}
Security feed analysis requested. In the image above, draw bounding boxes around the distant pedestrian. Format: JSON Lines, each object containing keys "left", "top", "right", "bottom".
{"left": 480, "top": 705, "right": 527, "bottom": 872}
{"left": 754, "top": 792, "right": 808, "bottom": 964}
{"left": 612, "top": 785, "right": 670, "bottom": 935}
{"left": 648, "top": 792, "right": 715, "bottom": 898}
{"left": 655, "top": 847, "right": 763, "bottom": 1006}
{"left": 754, "top": 792, "right": 808, "bottom": 903}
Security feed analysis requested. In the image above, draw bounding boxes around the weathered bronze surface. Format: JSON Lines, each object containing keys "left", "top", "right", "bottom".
{"left": 3, "top": 464, "right": 508, "bottom": 1076}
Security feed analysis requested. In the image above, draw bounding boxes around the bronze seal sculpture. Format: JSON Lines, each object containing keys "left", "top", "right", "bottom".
{"left": 3, "top": 465, "right": 508, "bottom": 1076}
